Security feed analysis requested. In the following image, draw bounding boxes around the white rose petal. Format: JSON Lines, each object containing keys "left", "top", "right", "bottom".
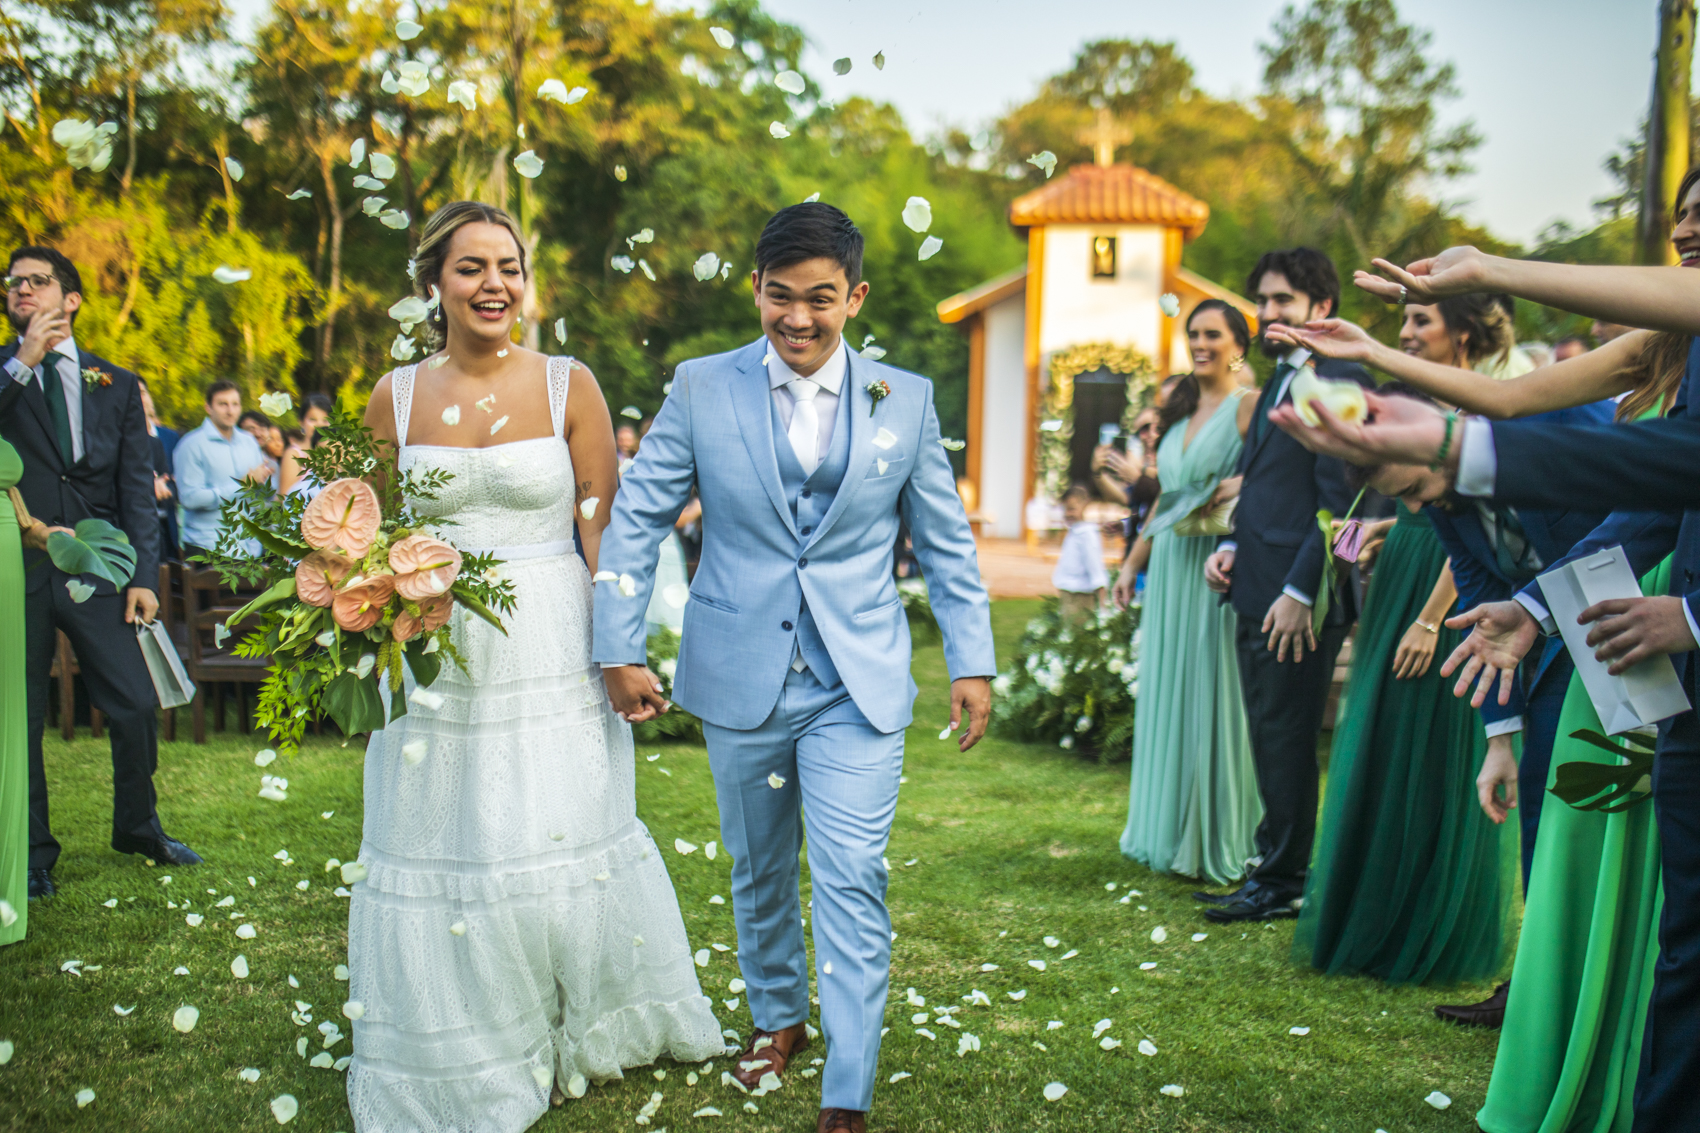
{"left": 592, "top": 570, "right": 617, "bottom": 582}
{"left": 774, "top": 70, "right": 805, "bottom": 94}
{"left": 611, "top": 255, "right": 635, "bottom": 273}
{"left": 224, "top": 156, "right": 244, "bottom": 181}
{"left": 308, "top": 1051, "right": 333, "bottom": 1068}
{"left": 448, "top": 920, "right": 466, "bottom": 936}
{"left": 101, "top": 898, "right": 117, "bottom": 909}
{"left": 888, "top": 1071, "right": 911, "bottom": 1084}
{"left": 379, "top": 209, "right": 410, "bottom": 230}
{"left": 113, "top": 1004, "right": 135, "bottom": 1016}
{"left": 1160, "top": 1084, "right": 1185, "bottom": 1098}
{"left": 211, "top": 265, "right": 251, "bottom": 284}
{"left": 1093, "top": 1019, "right": 1113, "bottom": 1037}
{"left": 1028, "top": 960, "right": 1046, "bottom": 971}
{"left": 918, "top": 235, "right": 944, "bottom": 261}
{"left": 171, "top": 1005, "right": 200, "bottom": 1033}
{"left": 340, "top": 861, "right": 369, "bottom": 885}
{"left": 693, "top": 252, "right": 721, "bottom": 281}
{"left": 185, "top": 913, "right": 204, "bottom": 927}
{"left": 768, "top": 121, "right": 791, "bottom": 140}
{"left": 1150, "top": 926, "right": 1168, "bottom": 944}
{"left": 270, "top": 1094, "right": 298, "bottom": 1123}
{"left": 1027, "top": 150, "right": 1058, "bottom": 178}
{"left": 173, "top": 965, "right": 189, "bottom": 975}
{"left": 980, "top": 963, "right": 999, "bottom": 972}
{"left": 618, "top": 574, "right": 637, "bottom": 597}
{"left": 368, "top": 152, "right": 397, "bottom": 180}
{"left": 1043, "top": 1082, "right": 1067, "bottom": 1102}
{"left": 554, "top": 318, "right": 568, "bottom": 344}
{"left": 705, "top": 841, "right": 717, "bottom": 860}
{"left": 361, "top": 196, "right": 385, "bottom": 216}
{"left": 76, "top": 1088, "right": 96, "bottom": 1108}
{"left": 231, "top": 955, "right": 249, "bottom": 978}
{"left": 692, "top": 1107, "right": 722, "bottom": 1117}
{"left": 1140, "top": 962, "right": 1158, "bottom": 971}
{"left": 401, "top": 739, "right": 428, "bottom": 766}
{"left": 1043, "top": 936, "right": 1060, "bottom": 948}
{"left": 440, "top": 405, "right": 461, "bottom": 426}
{"left": 513, "top": 150, "right": 544, "bottom": 179}
{"left": 390, "top": 334, "right": 417, "bottom": 361}
{"left": 1290, "top": 1026, "right": 1310, "bottom": 1036}
{"left": 1138, "top": 1039, "right": 1158, "bottom": 1056}
{"left": 1425, "top": 1091, "right": 1452, "bottom": 1110}
{"left": 694, "top": 949, "right": 709, "bottom": 967}
{"left": 295, "top": 880, "right": 309, "bottom": 891}
{"left": 710, "top": 26, "right": 735, "bottom": 48}
{"left": 872, "top": 427, "right": 897, "bottom": 450}
{"left": 1158, "top": 292, "right": 1182, "bottom": 318}
{"left": 446, "top": 80, "right": 477, "bottom": 111}
{"left": 566, "top": 1072, "right": 588, "bottom": 1098}
{"left": 409, "top": 687, "right": 444, "bottom": 710}
{"left": 1192, "top": 932, "right": 1208, "bottom": 942}
{"left": 536, "top": 78, "right": 569, "bottom": 103}
{"left": 956, "top": 1033, "right": 980, "bottom": 1057}
{"left": 901, "top": 197, "right": 932, "bottom": 233}
{"left": 675, "top": 838, "right": 698, "bottom": 855}
{"left": 395, "top": 18, "right": 422, "bottom": 39}
{"left": 1006, "top": 989, "right": 1026, "bottom": 1001}
{"left": 286, "top": 187, "right": 311, "bottom": 200}
{"left": 767, "top": 773, "right": 786, "bottom": 789}
{"left": 578, "top": 497, "right": 599, "bottom": 520}
{"left": 236, "top": 924, "right": 257, "bottom": 939}
{"left": 708, "top": 895, "right": 725, "bottom": 904}
{"left": 239, "top": 1067, "right": 261, "bottom": 1082}
{"left": 1100, "top": 1037, "right": 1122, "bottom": 1050}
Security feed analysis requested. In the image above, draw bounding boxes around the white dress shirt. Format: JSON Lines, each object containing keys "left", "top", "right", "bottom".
{"left": 5, "top": 331, "right": 85, "bottom": 462}
{"left": 1053, "top": 521, "right": 1109, "bottom": 594}
{"left": 767, "top": 336, "right": 847, "bottom": 464}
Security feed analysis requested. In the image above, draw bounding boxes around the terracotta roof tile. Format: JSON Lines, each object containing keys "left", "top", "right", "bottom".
{"left": 1009, "top": 164, "right": 1209, "bottom": 238}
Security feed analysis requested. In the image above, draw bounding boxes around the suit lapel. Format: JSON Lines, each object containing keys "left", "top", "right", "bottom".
{"left": 3, "top": 345, "right": 64, "bottom": 466}
{"left": 77, "top": 350, "right": 104, "bottom": 466}
{"left": 1240, "top": 369, "right": 1286, "bottom": 467}
{"left": 727, "top": 338, "right": 799, "bottom": 539}
{"left": 806, "top": 351, "right": 878, "bottom": 548}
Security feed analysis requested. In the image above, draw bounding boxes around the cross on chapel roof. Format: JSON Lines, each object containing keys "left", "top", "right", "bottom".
{"left": 1077, "top": 107, "right": 1133, "bottom": 167}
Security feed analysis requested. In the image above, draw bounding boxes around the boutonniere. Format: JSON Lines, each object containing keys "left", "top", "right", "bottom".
{"left": 865, "top": 379, "right": 891, "bottom": 417}
{"left": 81, "top": 366, "right": 110, "bottom": 390}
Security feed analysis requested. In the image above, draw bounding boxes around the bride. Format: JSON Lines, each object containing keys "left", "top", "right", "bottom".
{"left": 348, "top": 201, "right": 721, "bottom": 1131}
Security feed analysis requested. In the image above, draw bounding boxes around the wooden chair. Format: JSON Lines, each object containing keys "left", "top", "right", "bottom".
{"left": 155, "top": 562, "right": 189, "bottom": 741}
{"left": 180, "top": 568, "right": 271, "bottom": 743}
{"left": 47, "top": 631, "right": 103, "bottom": 740}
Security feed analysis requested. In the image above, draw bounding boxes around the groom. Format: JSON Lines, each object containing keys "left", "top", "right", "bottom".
{"left": 595, "top": 203, "right": 996, "bottom": 1133}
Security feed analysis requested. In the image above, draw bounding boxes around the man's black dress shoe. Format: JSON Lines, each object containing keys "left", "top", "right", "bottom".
{"left": 111, "top": 834, "right": 204, "bottom": 865}
{"left": 27, "top": 868, "right": 55, "bottom": 900}
{"left": 1193, "top": 880, "right": 1257, "bottom": 906}
{"left": 1202, "top": 884, "right": 1301, "bottom": 923}
{"left": 1434, "top": 982, "right": 1509, "bottom": 1029}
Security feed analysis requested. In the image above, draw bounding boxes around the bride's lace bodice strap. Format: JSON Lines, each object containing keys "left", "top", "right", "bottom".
{"left": 392, "top": 362, "right": 422, "bottom": 448}
{"left": 547, "top": 356, "right": 575, "bottom": 438}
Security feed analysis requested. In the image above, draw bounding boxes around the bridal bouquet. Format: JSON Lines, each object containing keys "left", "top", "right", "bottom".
{"left": 199, "top": 404, "right": 515, "bottom": 755}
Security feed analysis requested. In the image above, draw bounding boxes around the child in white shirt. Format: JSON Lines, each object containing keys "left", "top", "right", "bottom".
{"left": 1052, "top": 485, "right": 1108, "bottom": 619}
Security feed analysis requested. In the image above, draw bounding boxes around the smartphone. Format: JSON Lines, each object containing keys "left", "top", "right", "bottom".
{"left": 1097, "top": 423, "right": 1122, "bottom": 448}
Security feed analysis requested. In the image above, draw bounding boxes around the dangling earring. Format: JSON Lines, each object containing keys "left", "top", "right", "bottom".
{"left": 1228, "top": 354, "right": 1245, "bottom": 373}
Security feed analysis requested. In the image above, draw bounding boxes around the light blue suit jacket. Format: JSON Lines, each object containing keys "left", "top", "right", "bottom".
{"left": 592, "top": 337, "right": 996, "bottom": 734}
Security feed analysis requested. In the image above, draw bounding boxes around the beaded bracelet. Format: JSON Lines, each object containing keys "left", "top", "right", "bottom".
{"left": 1430, "top": 410, "right": 1459, "bottom": 472}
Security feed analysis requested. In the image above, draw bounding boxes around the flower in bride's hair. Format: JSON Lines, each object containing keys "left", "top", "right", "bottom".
{"left": 331, "top": 575, "right": 395, "bottom": 633}
{"left": 388, "top": 534, "right": 463, "bottom": 601}
{"left": 295, "top": 550, "right": 355, "bottom": 608}
{"left": 301, "top": 479, "right": 382, "bottom": 557}
{"left": 392, "top": 592, "right": 452, "bottom": 642}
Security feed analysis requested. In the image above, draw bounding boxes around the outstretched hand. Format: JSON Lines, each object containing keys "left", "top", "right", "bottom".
{"left": 604, "top": 663, "right": 669, "bottom": 723}
{"left": 950, "top": 677, "right": 991, "bottom": 752}
{"left": 1269, "top": 390, "right": 1450, "bottom": 467}
{"left": 1260, "top": 319, "right": 1378, "bottom": 363}
{"left": 1439, "top": 600, "right": 1539, "bottom": 707}
{"left": 1352, "top": 246, "right": 1491, "bottom": 304}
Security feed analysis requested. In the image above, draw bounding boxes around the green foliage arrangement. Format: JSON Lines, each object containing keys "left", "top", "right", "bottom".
{"left": 991, "top": 592, "right": 1140, "bottom": 762}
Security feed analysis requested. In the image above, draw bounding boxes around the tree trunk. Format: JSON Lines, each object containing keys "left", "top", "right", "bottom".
{"left": 1638, "top": 0, "right": 1696, "bottom": 265}
{"left": 316, "top": 145, "right": 345, "bottom": 382}
{"left": 121, "top": 76, "right": 137, "bottom": 195}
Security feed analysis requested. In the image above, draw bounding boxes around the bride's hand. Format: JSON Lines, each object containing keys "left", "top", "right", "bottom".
{"left": 604, "top": 664, "right": 669, "bottom": 723}
{"left": 1261, "top": 319, "right": 1377, "bottom": 362}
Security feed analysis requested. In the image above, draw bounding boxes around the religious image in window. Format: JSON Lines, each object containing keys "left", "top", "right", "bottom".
{"left": 1091, "top": 235, "right": 1117, "bottom": 279}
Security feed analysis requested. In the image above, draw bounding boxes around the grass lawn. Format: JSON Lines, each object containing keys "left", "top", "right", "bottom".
{"left": 0, "top": 598, "right": 1503, "bottom": 1132}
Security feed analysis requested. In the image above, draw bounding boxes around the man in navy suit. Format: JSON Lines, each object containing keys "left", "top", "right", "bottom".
{"left": 0, "top": 247, "right": 202, "bottom": 901}
{"left": 1198, "top": 248, "right": 1375, "bottom": 923}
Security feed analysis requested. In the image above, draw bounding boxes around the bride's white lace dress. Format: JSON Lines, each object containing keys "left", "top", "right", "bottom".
{"left": 346, "top": 357, "right": 722, "bottom": 1132}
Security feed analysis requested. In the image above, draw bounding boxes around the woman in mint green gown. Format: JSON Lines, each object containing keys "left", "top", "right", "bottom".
{"left": 1116, "top": 300, "right": 1262, "bottom": 884}
{"left": 1293, "top": 501, "right": 1517, "bottom": 983}
{"left": 1473, "top": 573, "right": 1669, "bottom": 1133}
{"left": 1, "top": 438, "right": 28, "bottom": 945}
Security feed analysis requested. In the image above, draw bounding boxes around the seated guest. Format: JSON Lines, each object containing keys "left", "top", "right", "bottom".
{"left": 238, "top": 408, "right": 283, "bottom": 487}
{"left": 136, "top": 378, "right": 179, "bottom": 561}
{"left": 174, "top": 381, "right": 269, "bottom": 559}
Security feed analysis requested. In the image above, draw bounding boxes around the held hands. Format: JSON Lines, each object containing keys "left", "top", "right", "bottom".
{"left": 1439, "top": 600, "right": 1539, "bottom": 707}
{"left": 1581, "top": 595, "right": 1699, "bottom": 674}
{"left": 604, "top": 664, "right": 669, "bottom": 723}
{"left": 1262, "top": 593, "right": 1317, "bottom": 663}
{"left": 1352, "top": 247, "right": 1492, "bottom": 305}
{"left": 1391, "top": 619, "right": 1438, "bottom": 679}
{"left": 949, "top": 677, "right": 992, "bottom": 752}
{"left": 1204, "top": 548, "right": 1234, "bottom": 593}
{"left": 124, "top": 587, "right": 158, "bottom": 625}
{"left": 1476, "top": 733, "right": 1519, "bottom": 824}
{"left": 1207, "top": 475, "right": 1242, "bottom": 509}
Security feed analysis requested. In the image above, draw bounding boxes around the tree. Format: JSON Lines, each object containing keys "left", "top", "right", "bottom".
{"left": 1636, "top": 0, "right": 1695, "bottom": 264}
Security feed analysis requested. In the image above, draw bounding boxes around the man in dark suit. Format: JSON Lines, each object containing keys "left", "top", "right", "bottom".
{"left": 0, "top": 246, "right": 202, "bottom": 901}
{"left": 1197, "top": 248, "right": 1374, "bottom": 923}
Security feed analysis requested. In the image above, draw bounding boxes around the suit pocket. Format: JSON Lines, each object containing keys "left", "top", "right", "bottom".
{"left": 866, "top": 455, "right": 906, "bottom": 479}
{"left": 689, "top": 591, "right": 738, "bottom": 614}
{"left": 1261, "top": 528, "right": 1309, "bottom": 549}
{"left": 853, "top": 596, "right": 902, "bottom": 623}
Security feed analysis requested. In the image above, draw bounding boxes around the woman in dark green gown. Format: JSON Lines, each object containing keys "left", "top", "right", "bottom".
{"left": 1293, "top": 502, "right": 1517, "bottom": 983}
{"left": 1, "top": 438, "right": 28, "bottom": 945}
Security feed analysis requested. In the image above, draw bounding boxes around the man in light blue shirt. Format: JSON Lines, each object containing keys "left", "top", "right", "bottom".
{"left": 172, "top": 379, "right": 269, "bottom": 557}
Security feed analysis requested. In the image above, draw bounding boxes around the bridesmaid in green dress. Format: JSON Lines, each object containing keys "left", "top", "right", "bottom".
{"left": 1292, "top": 498, "right": 1517, "bottom": 982}
{"left": 1, "top": 438, "right": 29, "bottom": 944}
{"left": 1113, "top": 300, "right": 1263, "bottom": 884}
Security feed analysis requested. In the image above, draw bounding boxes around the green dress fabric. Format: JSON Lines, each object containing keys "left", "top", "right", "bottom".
{"left": 1120, "top": 390, "right": 1263, "bottom": 884}
{"left": 1475, "top": 557, "right": 1670, "bottom": 1133}
{"left": 0, "top": 438, "right": 27, "bottom": 945}
{"left": 1293, "top": 506, "right": 1518, "bottom": 984}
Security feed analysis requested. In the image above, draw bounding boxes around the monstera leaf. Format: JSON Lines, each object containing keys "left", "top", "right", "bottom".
{"left": 321, "top": 671, "right": 387, "bottom": 738}
{"left": 46, "top": 519, "right": 137, "bottom": 589}
{"left": 1550, "top": 729, "right": 1656, "bottom": 813}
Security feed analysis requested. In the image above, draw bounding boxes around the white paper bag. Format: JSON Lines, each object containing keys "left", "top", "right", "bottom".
{"left": 1536, "top": 546, "right": 1691, "bottom": 734}
{"left": 136, "top": 618, "right": 196, "bottom": 710}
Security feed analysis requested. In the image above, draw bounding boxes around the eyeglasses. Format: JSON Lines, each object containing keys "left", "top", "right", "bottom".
{"left": 3, "top": 272, "right": 58, "bottom": 293}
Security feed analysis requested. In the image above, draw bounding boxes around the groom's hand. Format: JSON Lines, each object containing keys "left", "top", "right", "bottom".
{"left": 603, "top": 664, "right": 669, "bottom": 723}
{"left": 950, "top": 678, "right": 991, "bottom": 752}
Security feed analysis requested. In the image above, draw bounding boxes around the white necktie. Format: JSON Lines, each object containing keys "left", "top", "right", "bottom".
{"left": 786, "top": 378, "right": 821, "bottom": 475}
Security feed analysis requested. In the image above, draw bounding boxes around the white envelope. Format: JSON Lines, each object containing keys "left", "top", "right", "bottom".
{"left": 136, "top": 619, "right": 196, "bottom": 710}
{"left": 1536, "top": 546, "right": 1690, "bottom": 734}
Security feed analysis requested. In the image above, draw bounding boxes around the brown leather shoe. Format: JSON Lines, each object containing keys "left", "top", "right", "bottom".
{"left": 818, "top": 1109, "right": 867, "bottom": 1133}
{"left": 1433, "top": 981, "right": 1509, "bottom": 1028}
{"left": 730, "top": 1022, "right": 809, "bottom": 1090}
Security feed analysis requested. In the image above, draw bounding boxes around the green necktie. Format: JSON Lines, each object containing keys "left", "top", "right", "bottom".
{"left": 39, "top": 350, "right": 75, "bottom": 465}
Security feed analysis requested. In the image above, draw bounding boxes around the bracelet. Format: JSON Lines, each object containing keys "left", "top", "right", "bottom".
{"left": 1414, "top": 619, "right": 1438, "bottom": 635}
{"left": 1430, "top": 410, "right": 1459, "bottom": 472}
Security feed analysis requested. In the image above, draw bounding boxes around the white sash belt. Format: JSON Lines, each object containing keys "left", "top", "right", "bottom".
{"left": 464, "top": 539, "right": 575, "bottom": 561}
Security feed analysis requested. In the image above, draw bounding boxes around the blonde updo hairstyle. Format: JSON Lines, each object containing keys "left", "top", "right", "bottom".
{"left": 412, "top": 200, "right": 528, "bottom": 350}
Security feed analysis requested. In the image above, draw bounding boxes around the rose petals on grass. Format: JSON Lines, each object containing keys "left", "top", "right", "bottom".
{"left": 1151, "top": 925, "right": 1168, "bottom": 944}
{"left": 1290, "top": 1026, "right": 1311, "bottom": 1036}
{"left": 270, "top": 1094, "right": 298, "bottom": 1123}
{"left": 76, "top": 1088, "right": 96, "bottom": 1108}
{"left": 675, "top": 839, "right": 698, "bottom": 855}
{"left": 1160, "top": 1084, "right": 1185, "bottom": 1098}
{"left": 888, "top": 1071, "right": 911, "bottom": 1084}
{"left": 1192, "top": 932, "right": 1208, "bottom": 942}
{"left": 113, "top": 1004, "right": 135, "bottom": 1016}
{"left": 1138, "top": 1039, "right": 1158, "bottom": 1056}
{"left": 980, "top": 963, "right": 999, "bottom": 972}
{"left": 172, "top": 1005, "right": 200, "bottom": 1033}
{"left": 1425, "top": 1092, "right": 1452, "bottom": 1110}
{"left": 1028, "top": 960, "right": 1046, "bottom": 971}
{"left": 236, "top": 924, "right": 257, "bottom": 940}
{"left": 956, "top": 1033, "right": 980, "bottom": 1057}
{"left": 1042, "top": 1082, "right": 1067, "bottom": 1102}
{"left": 239, "top": 1067, "right": 261, "bottom": 1082}
{"left": 1006, "top": 989, "right": 1026, "bottom": 1001}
